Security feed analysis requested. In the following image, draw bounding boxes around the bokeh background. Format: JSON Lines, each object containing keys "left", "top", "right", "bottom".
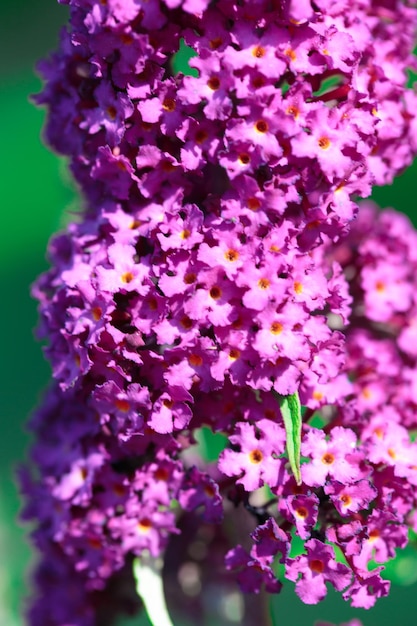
{"left": 1, "top": 1, "right": 417, "bottom": 625}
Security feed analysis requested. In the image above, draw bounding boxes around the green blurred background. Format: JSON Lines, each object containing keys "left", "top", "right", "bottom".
{"left": 1, "top": 1, "right": 417, "bottom": 624}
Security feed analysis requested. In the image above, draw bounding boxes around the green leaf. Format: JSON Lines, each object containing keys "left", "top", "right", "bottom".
{"left": 171, "top": 39, "right": 198, "bottom": 77}
{"left": 274, "top": 391, "right": 302, "bottom": 485}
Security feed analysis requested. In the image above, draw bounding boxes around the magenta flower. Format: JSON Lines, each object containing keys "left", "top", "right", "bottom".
{"left": 225, "top": 518, "right": 289, "bottom": 594}
{"left": 225, "top": 545, "right": 282, "bottom": 594}
{"left": 301, "top": 427, "right": 364, "bottom": 487}
{"left": 281, "top": 493, "right": 319, "bottom": 540}
{"left": 325, "top": 480, "right": 377, "bottom": 517}
{"left": 218, "top": 420, "right": 286, "bottom": 491}
{"left": 343, "top": 569, "right": 391, "bottom": 610}
{"left": 23, "top": 0, "right": 417, "bottom": 623}
{"left": 286, "top": 539, "right": 352, "bottom": 604}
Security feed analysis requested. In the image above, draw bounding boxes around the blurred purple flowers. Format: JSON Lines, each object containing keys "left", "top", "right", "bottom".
{"left": 22, "top": 1, "right": 417, "bottom": 624}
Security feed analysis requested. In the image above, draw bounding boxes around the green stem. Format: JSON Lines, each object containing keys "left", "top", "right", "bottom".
{"left": 133, "top": 555, "right": 175, "bottom": 626}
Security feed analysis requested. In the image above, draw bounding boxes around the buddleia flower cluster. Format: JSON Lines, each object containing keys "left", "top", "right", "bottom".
{"left": 21, "top": 0, "right": 417, "bottom": 624}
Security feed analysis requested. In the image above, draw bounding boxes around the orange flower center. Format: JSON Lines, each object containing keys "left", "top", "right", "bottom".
{"left": 295, "top": 506, "right": 308, "bottom": 519}
{"left": 310, "top": 559, "right": 324, "bottom": 573}
{"left": 138, "top": 518, "right": 152, "bottom": 532}
{"left": 285, "top": 48, "right": 297, "bottom": 61}
{"left": 312, "top": 390, "right": 324, "bottom": 401}
{"left": 180, "top": 315, "right": 193, "bottom": 329}
{"left": 247, "top": 197, "right": 261, "bottom": 211}
{"left": 106, "top": 105, "right": 117, "bottom": 120}
{"left": 204, "top": 483, "right": 216, "bottom": 497}
{"left": 154, "top": 467, "right": 169, "bottom": 481}
{"left": 162, "top": 97, "right": 176, "bottom": 112}
{"left": 258, "top": 278, "right": 270, "bottom": 289}
{"left": 318, "top": 136, "right": 331, "bottom": 150}
{"left": 255, "top": 119, "right": 268, "bottom": 133}
{"left": 249, "top": 449, "right": 263, "bottom": 464}
{"left": 189, "top": 354, "right": 203, "bottom": 367}
{"left": 207, "top": 76, "right": 221, "bottom": 90}
{"left": 91, "top": 306, "right": 102, "bottom": 322}
{"left": 209, "top": 285, "right": 222, "bottom": 299}
{"left": 115, "top": 399, "right": 130, "bottom": 412}
{"left": 286, "top": 105, "right": 299, "bottom": 118}
{"left": 224, "top": 249, "right": 239, "bottom": 262}
{"left": 184, "top": 272, "right": 196, "bottom": 284}
{"left": 238, "top": 153, "right": 250, "bottom": 164}
{"left": 209, "top": 37, "right": 223, "bottom": 50}
{"left": 340, "top": 494, "right": 352, "bottom": 506}
{"left": 252, "top": 45, "right": 266, "bottom": 58}
{"left": 321, "top": 452, "right": 335, "bottom": 465}
{"left": 270, "top": 322, "right": 283, "bottom": 335}
{"left": 121, "top": 271, "right": 134, "bottom": 284}
{"left": 195, "top": 129, "right": 209, "bottom": 144}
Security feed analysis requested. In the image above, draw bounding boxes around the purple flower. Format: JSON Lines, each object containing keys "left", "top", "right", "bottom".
{"left": 325, "top": 480, "right": 377, "bottom": 517}
{"left": 225, "top": 545, "right": 282, "bottom": 594}
{"left": 179, "top": 466, "right": 223, "bottom": 523}
{"left": 301, "top": 427, "right": 364, "bottom": 487}
{"left": 343, "top": 569, "right": 390, "bottom": 609}
{"left": 250, "top": 517, "right": 290, "bottom": 565}
{"left": 281, "top": 493, "right": 319, "bottom": 540}
{"left": 286, "top": 539, "right": 352, "bottom": 604}
{"left": 23, "top": 0, "right": 417, "bottom": 621}
{"left": 218, "top": 420, "right": 286, "bottom": 492}
{"left": 225, "top": 518, "right": 289, "bottom": 594}
{"left": 352, "top": 510, "right": 408, "bottom": 573}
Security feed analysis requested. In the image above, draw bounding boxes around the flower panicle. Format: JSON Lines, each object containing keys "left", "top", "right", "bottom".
{"left": 23, "top": 1, "right": 417, "bottom": 624}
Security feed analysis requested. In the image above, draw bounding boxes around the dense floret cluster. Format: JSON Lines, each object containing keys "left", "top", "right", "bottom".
{"left": 38, "top": 0, "right": 417, "bottom": 218}
{"left": 23, "top": 1, "right": 417, "bottom": 625}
